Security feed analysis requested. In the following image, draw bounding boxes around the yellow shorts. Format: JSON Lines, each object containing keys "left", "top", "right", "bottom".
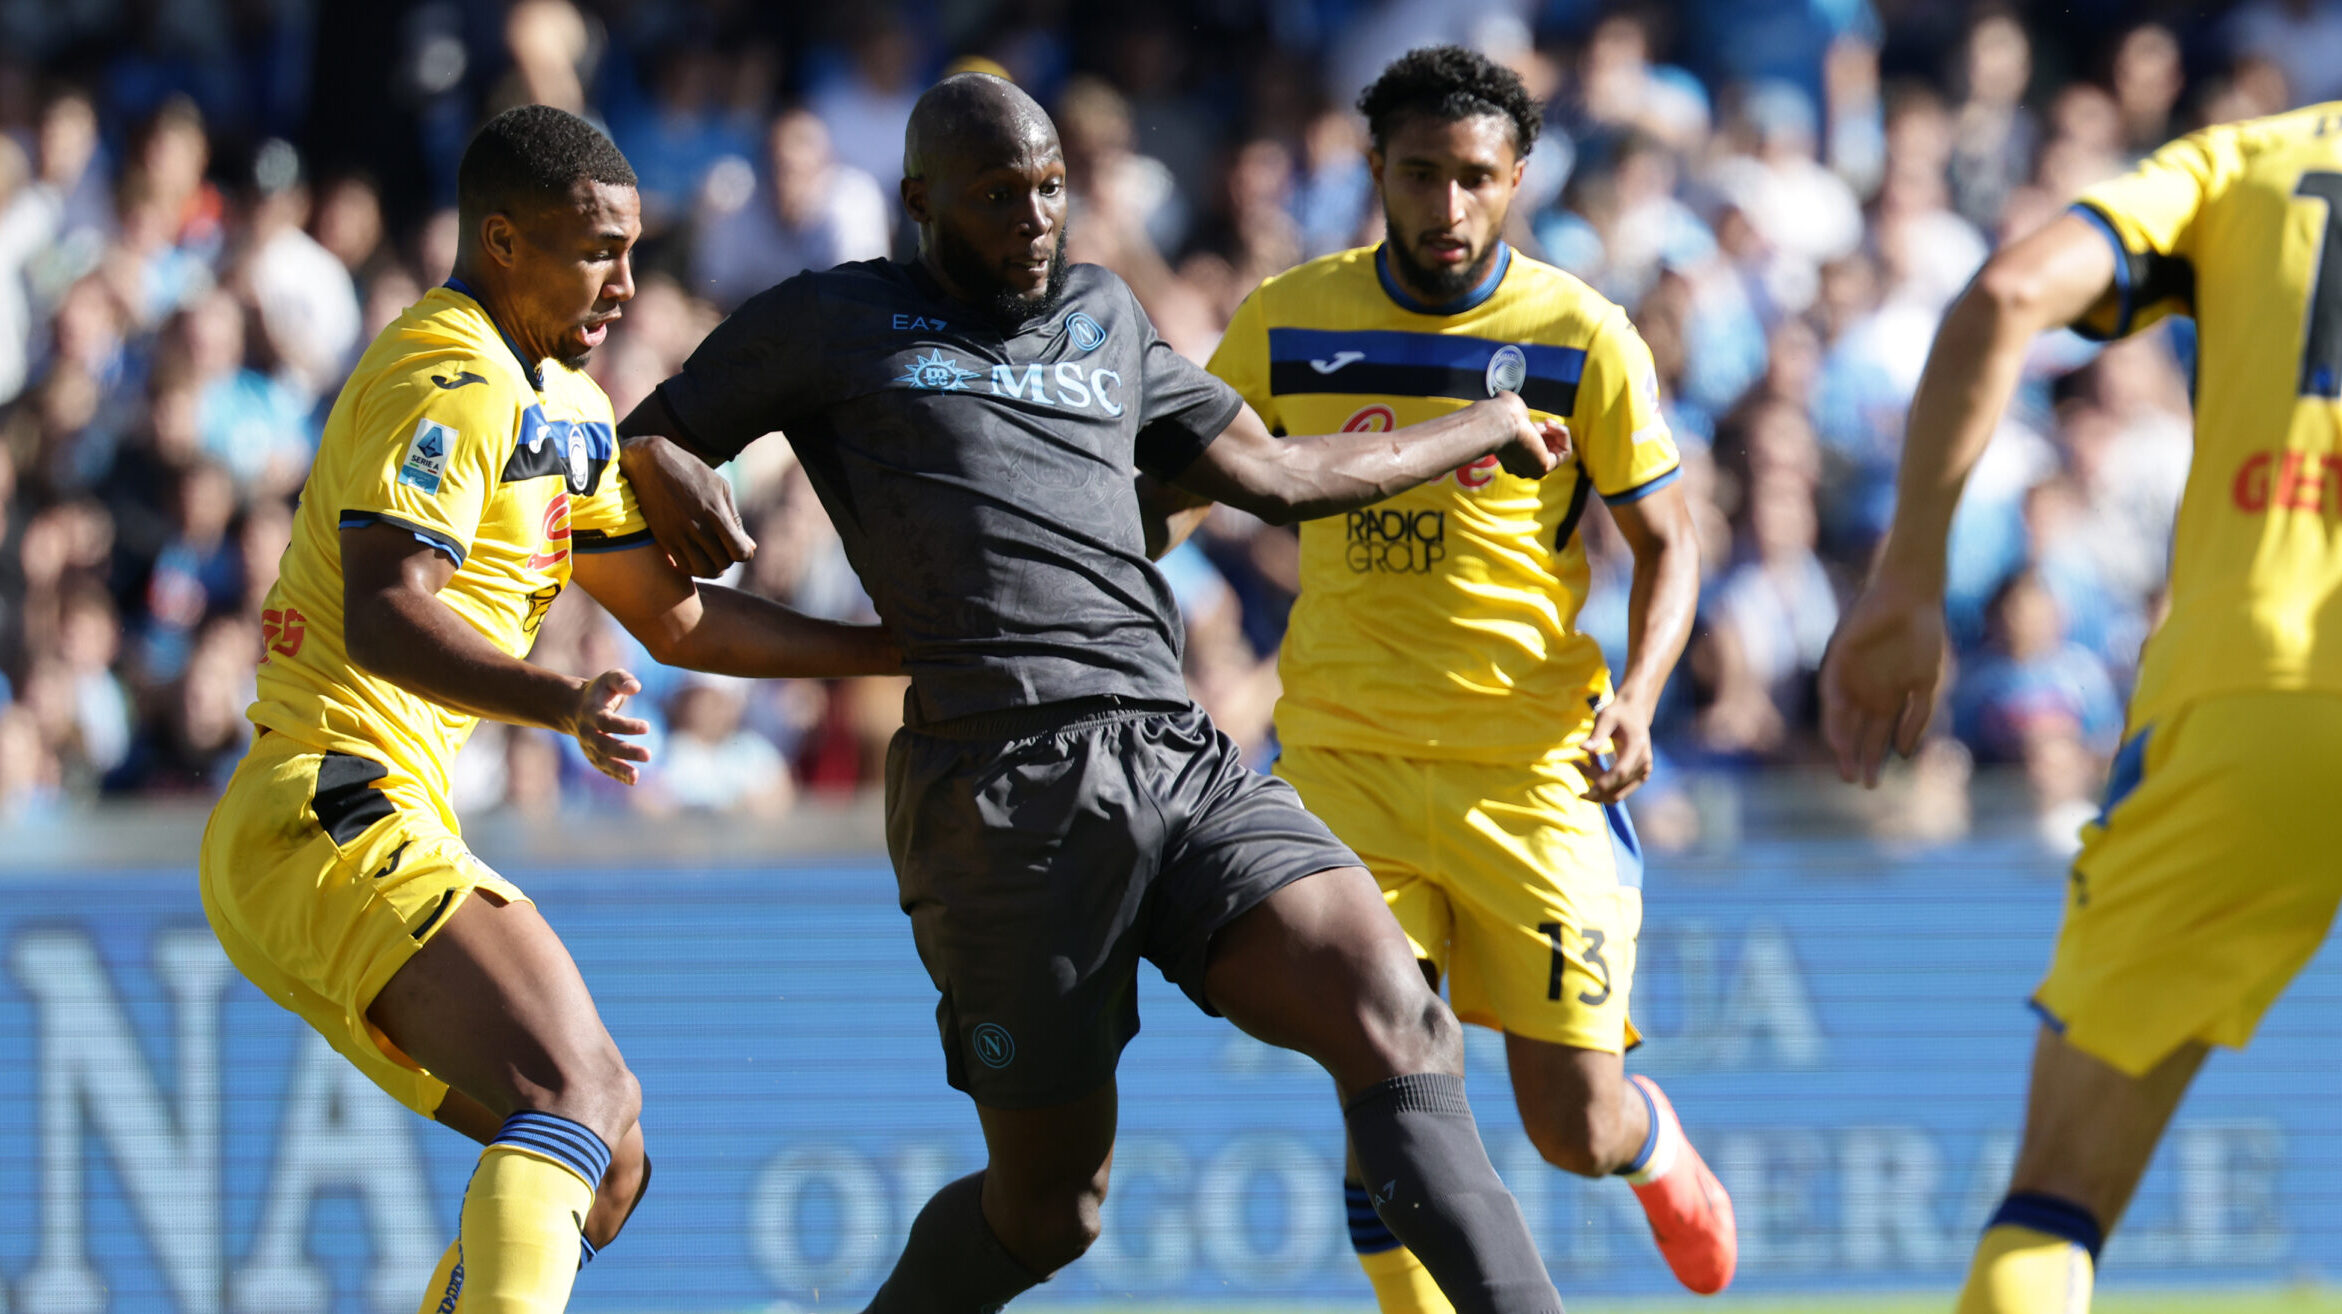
{"left": 199, "top": 732, "right": 527, "bottom": 1116}
{"left": 1276, "top": 744, "right": 1643, "bottom": 1052}
{"left": 2037, "top": 689, "right": 2342, "bottom": 1077}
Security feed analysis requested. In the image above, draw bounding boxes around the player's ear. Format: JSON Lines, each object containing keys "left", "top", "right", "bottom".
{"left": 480, "top": 212, "right": 519, "bottom": 271}
{"left": 901, "top": 175, "right": 930, "bottom": 226}
{"left": 1366, "top": 149, "right": 1385, "bottom": 188}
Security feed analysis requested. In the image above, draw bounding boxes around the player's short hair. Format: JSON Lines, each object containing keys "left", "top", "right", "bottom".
{"left": 456, "top": 105, "right": 636, "bottom": 225}
{"left": 1356, "top": 45, "right": 1540, "bottom": 160}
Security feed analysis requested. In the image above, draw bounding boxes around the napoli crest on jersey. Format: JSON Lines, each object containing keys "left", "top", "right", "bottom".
{"left": 1062, "top": 311, "right": 1108, "bottom": 353}
{"left": 1485, "top": 344, "right": 1529, "bottom": 397}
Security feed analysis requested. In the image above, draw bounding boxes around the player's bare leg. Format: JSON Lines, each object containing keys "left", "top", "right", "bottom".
{"left": 369, "top": 893, "right": 648, "bottom": 1314}
{"left": 1204, "top": 866, "right": 1563, "bottom": 1314}
{"left": 1958, "top": 1026, "right": 2208, "bottom": 1314}
{"left": 860, "top": 1081, "right": 1117, "bottom": 1311}
{"left": 1508, "top": 1037, "right": 1734, "bottom": 1294}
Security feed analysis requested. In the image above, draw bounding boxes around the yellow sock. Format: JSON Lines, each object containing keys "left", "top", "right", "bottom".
{"left": 458, "top": 1145, "right": 598, "bottom": 1313}
{"left": 414, "top": 1239, "right": 463, "bottom": 1314}
{"left": 1358, "top": 1244, "right": 1455, "bottom": 1314}
{"left": 1957, "top": 1224, "right": 2095, "bottom": 1314}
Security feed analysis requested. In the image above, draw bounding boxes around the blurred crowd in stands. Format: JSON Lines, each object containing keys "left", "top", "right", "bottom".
{"left": 0, "top": 0, "right": 2324, "bottom": 846}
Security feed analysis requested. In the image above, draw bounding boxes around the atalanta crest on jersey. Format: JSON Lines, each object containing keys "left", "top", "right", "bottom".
{"left": 1485, "top": 344, "right": 1529, "bottom": 397}
{"left": 564, "top": 424, "right": 591, "bottom": 493}
{"left": 399, "top": 418, "right": 454, "bottom": 494}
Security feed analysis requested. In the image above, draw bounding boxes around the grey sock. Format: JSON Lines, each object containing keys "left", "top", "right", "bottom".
{"left": 1345, "top": 1073, "right": 1565, "bottom": 1314}
{"left": 860, "top": 1172, "right": 1041, "bottom": 1314}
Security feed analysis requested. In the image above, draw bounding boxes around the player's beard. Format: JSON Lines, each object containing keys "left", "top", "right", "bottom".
{"left": 934, "top": 218, "right": 1073, "bottom": 329}
{"left": 1384, "top": 212, "right": 1499, "bottom": 304}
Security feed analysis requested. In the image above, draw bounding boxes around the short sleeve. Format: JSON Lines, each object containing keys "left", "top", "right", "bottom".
{"left": 656, "top": 274, "right": 825, "bottom": 465}
{"left": 1572, "top": 309, "right": 1682, "bottom": 505}
{"left": 1132, "top": 291, "right": 1245, "bottom": 480}
{"left": 334, "top": 355, "right": 510, "bottom": 566}
{"left": 571, "top": 425, "right": 654, "bottom": 554}
{"left": 2069, "top": 126, "right": 2240, "bottom": 340}
{"left": 1205, "top": 289, "right": 1281, "bottom": 433}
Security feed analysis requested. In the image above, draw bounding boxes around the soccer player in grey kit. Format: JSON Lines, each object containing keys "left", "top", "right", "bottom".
{"left": 618, "top": 74, "right": 1570, "bottom": 1313}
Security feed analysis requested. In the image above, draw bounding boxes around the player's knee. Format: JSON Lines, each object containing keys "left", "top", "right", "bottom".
{"left": 1357, "top": 978, "right": 1461, "bottom": 1078}
{"left": 991, "top": 1179, "right": 1107, "bottom": 1274}
{"left": 1522, "top": 1103, "right": 1615, "bottom": 1178}
{"left": 511, "top": 1038, "right": 639, "bottom": 1146}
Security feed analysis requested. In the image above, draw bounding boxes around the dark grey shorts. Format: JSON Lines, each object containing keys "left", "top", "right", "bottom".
{"left": 884, "top": 699, "right": 1360, "bottom": 1109}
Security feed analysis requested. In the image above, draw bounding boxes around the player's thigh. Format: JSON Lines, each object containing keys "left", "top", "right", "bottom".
{"left": 2038, "top": 690, "right": 2342, "bottom": 1078}
{"left": 1435, "top": 756, "right": 1644, "bottom": 1054}
{"left": 1276, "top": 744, "right": 1453, "bottom": 981}
{"left": 886, "top": 719, "right": 1157, "bottom": 1110}
{"left": 367, "top": 887, "right": 636, "bottom": 1139}
{"left": 200, "top": 740, "right": 520, "bottom": 1118}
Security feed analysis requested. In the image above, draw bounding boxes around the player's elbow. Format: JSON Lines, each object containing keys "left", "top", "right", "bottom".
{"left": 629, "top": 617, "right": 694, "bottom": 670}
{"left": 1966, "top": 254, "right": 2058, "bottom": 331}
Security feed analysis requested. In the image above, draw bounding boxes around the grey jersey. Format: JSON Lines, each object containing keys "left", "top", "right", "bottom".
{"left": 657, "top": 259, "right": 1242, "bottom": 725}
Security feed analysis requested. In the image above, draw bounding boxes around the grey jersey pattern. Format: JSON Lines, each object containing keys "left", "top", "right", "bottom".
{"left": 657, "top": 259, "right": 1243, "bottom": 724}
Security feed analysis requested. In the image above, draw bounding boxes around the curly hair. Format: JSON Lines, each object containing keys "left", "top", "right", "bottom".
{"left": 1356, "top": 45, "right": 1540, "bottom": 159}
{"left": 457, "top": 104, "right": 637, "bottom": 224}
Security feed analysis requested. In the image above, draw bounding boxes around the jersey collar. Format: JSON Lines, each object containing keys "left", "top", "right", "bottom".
{"left": 1374, "top": 241, "right": 1512, "bottom": 316}
{"left": 441, "top": 276, "right": 546, "bottom": 392}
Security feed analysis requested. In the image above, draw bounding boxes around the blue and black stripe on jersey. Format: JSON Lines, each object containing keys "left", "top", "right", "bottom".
{"left": 500, "top": 405, "right": 618, "bottom": 491}
{"left": 1264, "top": 327, "right": 1587, "bottom": 415}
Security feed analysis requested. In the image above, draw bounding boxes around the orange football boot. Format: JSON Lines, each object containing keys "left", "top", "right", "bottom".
{"left": 1627, "top": 1073, "right": 1737, "bottom": 1294}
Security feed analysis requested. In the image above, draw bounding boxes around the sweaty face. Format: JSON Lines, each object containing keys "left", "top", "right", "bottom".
{"left": 1374, "top": 112, "right": 1525, "bottom": 305}
{"left": 505, "top": 179, "right": 640, "bottom": 369}
{"left": 914, "top": 125, "right": 1071, "bottom": 326}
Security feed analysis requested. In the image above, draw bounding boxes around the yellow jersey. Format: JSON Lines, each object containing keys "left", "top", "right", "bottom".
{"left": 248, "top": 280, "right": 649, "bottom": 809}
{"left": 2074, "top": 105, "right": 2342, "bottom": 731}
{"left": 1208, "top": 244, "right": 1681, "bottom": 763}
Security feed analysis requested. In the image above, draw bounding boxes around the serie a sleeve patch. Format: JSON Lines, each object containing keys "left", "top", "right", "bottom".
{"left": 398, "top": 418, "right": 456, "bottom": 495}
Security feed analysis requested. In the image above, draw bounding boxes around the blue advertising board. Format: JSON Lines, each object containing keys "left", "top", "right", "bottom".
{"left": 0, "top": 841, "right": 2332, "bottom": 1310}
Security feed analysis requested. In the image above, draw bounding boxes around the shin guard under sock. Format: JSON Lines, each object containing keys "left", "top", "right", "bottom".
{"left": 459, "top": 1112, "right": 610, "bottom": 1314}
{"left": 1345, "top": 1074, "right": 1563, "bottom": 1314}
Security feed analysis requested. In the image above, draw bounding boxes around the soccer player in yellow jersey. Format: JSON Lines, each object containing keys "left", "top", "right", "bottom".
{"left": 1199, "top": 48, "right": 1732, "bottom": 1307}
{"left": 1823, "top": 104, "right": 2342, "bottom": 1313}
{"left": 199, "top": 106, "right": 897, "bottom": 1314}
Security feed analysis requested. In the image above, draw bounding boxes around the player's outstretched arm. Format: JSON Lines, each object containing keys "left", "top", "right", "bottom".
{"left": 569, "top": 541, "right": 902, "bottom": 680}
{"left": 1170, "top": 393, "right": 1569, "bottom": 525}
{"left": 1820, "top": 211, "right": 2116, "bottom": 787}
{"left": 341, "top": 524, "right": 650, "bottom": 783}
{"left": 1581, "top": 481, "right": 1701, "bottom": 804}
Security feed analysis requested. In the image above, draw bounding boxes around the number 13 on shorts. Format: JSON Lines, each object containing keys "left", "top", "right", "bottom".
{"left": 1542, "top": 921, "right": 1612, "bottom": 1005}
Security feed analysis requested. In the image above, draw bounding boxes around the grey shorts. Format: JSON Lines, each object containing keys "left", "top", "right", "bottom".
{"left": 884, "top": 699, "right": 1359, "bottom": 1108}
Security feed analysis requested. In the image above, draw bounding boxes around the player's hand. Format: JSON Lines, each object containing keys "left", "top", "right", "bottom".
{"left": 1580, "top": 691, "right": 1656, "bottom": 804}
{"left": 619, "top": 433, "right": 756, "bottom": 577}
{"left": 568, "top": 669, "right": 652, "bottom": 785}
{"left": 1819, "top": 571, "right": 1948, "bottom": 788}
{"left": 1487, "top": 392, "right": 1573, "bottom": 479}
